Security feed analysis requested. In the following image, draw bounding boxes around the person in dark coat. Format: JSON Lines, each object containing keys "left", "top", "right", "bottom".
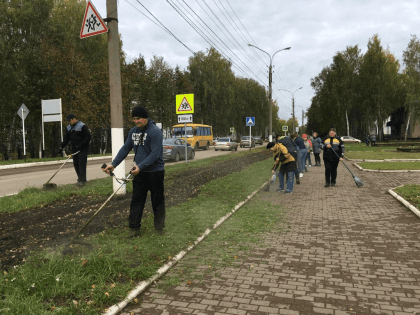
{"left": 321, "top": 128, "right": 344, "bottom": 187}
{"left": 103, "top": 106, "right": 165, "bottom": 238}
{"left": 60, "top": 114, "right": 91, "bottom": 186}
{"left": 312, "top": 132, "right": 322, "bottom": 166}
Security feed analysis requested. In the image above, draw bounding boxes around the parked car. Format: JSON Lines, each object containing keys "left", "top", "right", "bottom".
{"left": 213, "top": 137, "right": 219, "bottom": 145}
{"left": 163, "top": 138, "right": 195, "bottom": 161}
{"left": 215, "top": 138, "right": 238, "bottom": 151}
{"left": 253, "top": 136, "right": 263, "bottom": 145}
{"left": 240, "top": 136, "right": 255, "bottom": 148}
{"left": 340, "top": 136, "right": 361, "bottom": 143}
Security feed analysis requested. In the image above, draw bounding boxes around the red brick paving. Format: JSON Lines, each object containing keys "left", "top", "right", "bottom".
{"left": 120, "top": 162, "right": 420, "bottom": 315}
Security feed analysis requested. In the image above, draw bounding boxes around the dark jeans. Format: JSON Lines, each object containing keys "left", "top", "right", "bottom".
{"left": 314, "top": 153, "right": 321, "bottom": 165}
{"left": 130, "top": 170, "right": 165, "bottom": 230}
{"left": 73, "top": 150, "right": 88, "bottom": 182}
{"left": 324, "top": 159, "right": 339, "bottom": 184}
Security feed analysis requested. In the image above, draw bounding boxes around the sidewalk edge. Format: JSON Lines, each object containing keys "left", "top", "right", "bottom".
{"left": 388, "top": 186, "right": 420, "bottom": 219}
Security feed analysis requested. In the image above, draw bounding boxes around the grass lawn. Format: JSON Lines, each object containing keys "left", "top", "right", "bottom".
{"left": 344, "top": 143, "right": 420, "bottom": 160}
{"left": 394, "top": 184, "right": 420, "bottom": 210}
{"left": 0, "top": 151, "right": 274, "bottom": 314}
{"left": 358, "top": 162, "right": 420, "bottom": 170}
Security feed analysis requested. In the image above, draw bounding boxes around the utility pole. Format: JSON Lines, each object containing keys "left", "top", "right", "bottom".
{"left": 107, "top": 0, "right": 125, "bottom": 194}
{"left": 292, "top": 96, "right": 295, "bottom": 134}
{"left": 279, "top": 87, "right": 302, "bottom": 135}
{"left": 248, "top": 44, "right": 290, "bottom": 142}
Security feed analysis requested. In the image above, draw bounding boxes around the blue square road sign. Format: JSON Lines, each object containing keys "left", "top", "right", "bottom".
{"left": 246, "top": 117, "right": 255, "bottom": 126}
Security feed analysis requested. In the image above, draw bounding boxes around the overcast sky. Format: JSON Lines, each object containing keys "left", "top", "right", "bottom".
{"left": 93, "top": 0, "right": 419, "bottom": 124}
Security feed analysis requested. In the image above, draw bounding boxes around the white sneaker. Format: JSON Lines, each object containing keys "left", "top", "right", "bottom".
{"left": 309, "top": 165, "right": 312, "bottom": 167}
{"left": 299, "top": 173, "right": 303, "bottom": 178}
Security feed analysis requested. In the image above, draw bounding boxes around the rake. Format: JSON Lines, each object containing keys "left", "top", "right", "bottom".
{"left": 332, "top": 149, "right": 364, "bottom": 187}
{"left": 43, "top": 151, "right": 80, "bottom": 189}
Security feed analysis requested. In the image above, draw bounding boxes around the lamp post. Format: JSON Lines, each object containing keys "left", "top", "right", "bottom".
{"left": 248, "top": 44, "right": 290, "bottom": 142}
{"left": 279, "top": 87, "right": 302, "bottom": 134}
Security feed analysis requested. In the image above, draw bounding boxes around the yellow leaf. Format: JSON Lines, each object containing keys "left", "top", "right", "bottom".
{"left": 105, "top": 292, "right": 109, "bottom": 296}
{"left": 91, "top": 284, "right": 96, "bottom": 289}
{"left": 187, "top": 280, "right": 192, "bottom": 285}
{"left": 168, "top": 256, "right": 172, "bottom": 260}
{"left": 133, "top": 298, "right": 138, "bottom": 303}
{"left": 110, "top": 283, "right": 116, "bottom": 288}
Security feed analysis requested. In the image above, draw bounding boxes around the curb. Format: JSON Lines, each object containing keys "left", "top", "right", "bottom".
{"left": 0, "top": 155, "right": 134, "bottom": 170}
{"left": 354, "top": 162, "right": 420, "bottom": 173}
{"left": 388, "top": 186, "right": 420, "bottom": 219}
{"left": 103, "top": 181, "right": 267, "bottom": 315}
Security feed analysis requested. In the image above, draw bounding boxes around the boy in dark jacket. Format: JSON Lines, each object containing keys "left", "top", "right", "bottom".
{"left": 103, "top": 106, "right": 165, "bottom": 238}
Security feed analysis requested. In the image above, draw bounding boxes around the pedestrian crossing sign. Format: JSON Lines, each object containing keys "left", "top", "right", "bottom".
{"left": 176, "top": 94, "right": 194, "bottom": 114}
{"left": 246, "top": 117, "right": 255, "bottom": 126}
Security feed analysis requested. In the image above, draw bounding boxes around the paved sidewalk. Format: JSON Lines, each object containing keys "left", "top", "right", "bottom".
{"left": 120, "top": 162, "right": 420, "bottom": 315}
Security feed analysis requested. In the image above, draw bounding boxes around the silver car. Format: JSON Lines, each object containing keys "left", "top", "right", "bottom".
{"left": 163, "top": 138, "right": 195, "bottom": 161}
{"left": 215, "top": 138, "right": 238, "bottom": 151}
{"left": 240, "top": 136, "right": 255, "bottom": 148}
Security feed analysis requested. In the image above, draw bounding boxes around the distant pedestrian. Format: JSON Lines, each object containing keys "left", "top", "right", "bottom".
{"left": 302, "top": 134, "right": 312, "bottom": 169}
{"left": 312, "top": 132, "right": 322, "bottom": 166}
{"left": 267, "top": 142, "right": 297, "bottom": 194}
{"left": 321, "top": 128, "right": 344, "bottom": 187}
{"left": 371, "top": 134, "right": 376, "bottom": 146}
{"left": 365, "top": 135, "right": 370, "bottom": 146}
{"left": 60, "top": 114, "right": 91, "bottom": 186}
{"left": 103, "top": 106, "right": 165, "bottom": 238}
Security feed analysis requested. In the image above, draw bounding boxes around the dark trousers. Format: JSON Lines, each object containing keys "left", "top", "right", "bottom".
{"left": 130, "top": 170, "right": 165, "bottom": 230}
{"left": 314, "top": 153, "right": 321, "bottom": 166}
{"left": 73, "top": 150, "right": 88, "bottom": 182}
{"left": 324, "top": 159, "right": 339, "bottom": 184}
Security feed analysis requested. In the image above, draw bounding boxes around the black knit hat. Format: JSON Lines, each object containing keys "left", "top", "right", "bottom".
{"left": 132, "top": 106, "right": 148, "bottom": 118}
{"left": 266, "top": 142, "right": 275, "bottom": 149}
{"left": 67, "top": 114, "right": 76, "bottom": 121}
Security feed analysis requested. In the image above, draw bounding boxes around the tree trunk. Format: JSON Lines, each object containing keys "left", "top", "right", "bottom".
{"left": 5, "top": 115, "right": 16, "bottom": 160}
{"left": 404, "top": 109, "right": 411, "bottom": 141}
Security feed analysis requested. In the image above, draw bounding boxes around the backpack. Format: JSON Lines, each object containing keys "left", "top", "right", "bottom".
{"left": 278, "top": 137, "right": 297, "bottom": 160}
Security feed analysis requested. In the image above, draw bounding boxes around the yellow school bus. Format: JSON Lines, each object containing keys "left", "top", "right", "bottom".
{"left": 172, "top": 123, "right": 213, "bottom": 150}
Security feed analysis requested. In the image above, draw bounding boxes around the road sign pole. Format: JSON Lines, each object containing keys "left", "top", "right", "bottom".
{"left": 185, "top": 123, "right": 188, "bottom": 163}
{"left": 21, "top": 109, "right": 26, "bottom": 157}
{"left": 249, "top": 125, "right": 251, "bottom": 150}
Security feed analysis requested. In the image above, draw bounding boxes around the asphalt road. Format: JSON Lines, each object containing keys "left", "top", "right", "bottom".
{"left": 0, "top": 145, "right": 259, "bottom": 197}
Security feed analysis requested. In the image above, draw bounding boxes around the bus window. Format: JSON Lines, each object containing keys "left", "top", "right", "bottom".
{"left": 173, "top": 126, "right": 193, "bottom": 137}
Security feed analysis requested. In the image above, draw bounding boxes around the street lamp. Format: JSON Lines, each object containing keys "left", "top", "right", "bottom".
{"left": 248, "top": 44, "right": 291, "bottom": 142}
{"left": 279, "top": 87, "right": 302, "bottom": 134}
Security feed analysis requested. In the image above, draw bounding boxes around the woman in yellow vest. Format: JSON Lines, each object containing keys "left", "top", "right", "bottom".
{"left": 266, "top": 142, "right": 297, "bottom": 194}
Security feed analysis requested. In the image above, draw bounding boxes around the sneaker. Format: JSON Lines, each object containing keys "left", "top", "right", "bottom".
{"left": 76, "top": 181, "right": 86, "bottom": 187}
{"left": 276, "top": 188, "right": 284, "bottom": 192}
{"left": 284, "top": 190, "right": 293, "bottom": 194}
{"left": 325, "top": 183, "right": 330, "bottom": 187}
{"left": 330, "top": 183, "right": 336, "bottom": 187}
{"left": 299, "top": 173, "right": 304, "bottom": 178}
{"left": 309, "top": 165, "right": 312, "bottom": 167}
{"left": 127, "top": 229, "right": 141, "bottom": 239}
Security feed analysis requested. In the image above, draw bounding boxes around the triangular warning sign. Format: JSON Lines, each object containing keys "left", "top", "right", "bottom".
{"left": 177, "top": 97, "right": 193, "bottom": 112}
{"left": 80, "top": 1, "right": 108, "bottom": 39}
